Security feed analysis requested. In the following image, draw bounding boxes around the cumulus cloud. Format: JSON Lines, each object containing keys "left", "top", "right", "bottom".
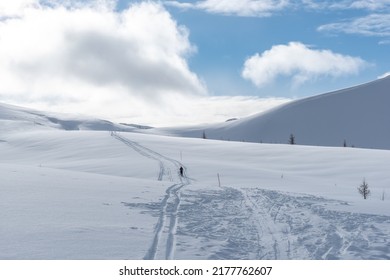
{"left": 0, "top": 0, "right": 210, "bottom": 125}
{"left": 0, "top": 0, "right": 289, "bottom": 126}
{"left": 165, "top": 0, "right": 290, "bottom": 17}
{"left": 242, "top": 42, "right": 367, "bottom": 88}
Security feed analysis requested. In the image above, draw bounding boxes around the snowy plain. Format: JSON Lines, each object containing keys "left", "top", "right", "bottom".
{"left": 1, "top": 108, "right": 389, "bottom": 260}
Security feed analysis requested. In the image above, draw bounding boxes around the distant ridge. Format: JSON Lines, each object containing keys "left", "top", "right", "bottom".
{"left": 0, "top": 102, "right": 137, "bottom": 132}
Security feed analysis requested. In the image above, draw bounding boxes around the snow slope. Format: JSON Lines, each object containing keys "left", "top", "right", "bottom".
{"left": 0, "top": 102, "right": 142, "bottom": 132}
{"left": 1, "top": 122, "right": 389, "bottom": 259}
{"left": 154, "top": 76, "right": 390, "bottom": 150}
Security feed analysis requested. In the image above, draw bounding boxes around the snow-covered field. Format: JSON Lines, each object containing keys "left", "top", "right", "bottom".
{"left": 1, "top": 118, "right": 389, "bottom": 259}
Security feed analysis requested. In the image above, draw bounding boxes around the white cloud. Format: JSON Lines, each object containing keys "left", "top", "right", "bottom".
{"left": 329, "top": 0, "right": 390, "bottom": 11}
{"left": 165, "top": 0, "right": 290, "bottom": 17}
{"left": 0, "top": 0, "right": 37, "bottom": 18}
{"left": 318, "top": 14, "right": 390, "bottom": 37}
{"left": 166, "top": 0, "right": 390, "bottom": 16}
{"left": 242, "top": 42, "right": 367, "bottom": 88}
{"left": 379, "top": 39, "right": 390, "bottom": 44}
{"left": 294, "top": 0, "right": 390, "bottom": 11}
{"left": 314, "top": 2, "right": 390, "bottom": 39}
{"left": 0, "top": 1, "right": 208, "bottom": 125}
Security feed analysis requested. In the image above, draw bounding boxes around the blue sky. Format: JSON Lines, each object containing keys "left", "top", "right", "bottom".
{"left": 162, "top": 0, "right": 389, "bottom": 97}
{"left": 0, "top": 0, "right": 389, "bottom": 126}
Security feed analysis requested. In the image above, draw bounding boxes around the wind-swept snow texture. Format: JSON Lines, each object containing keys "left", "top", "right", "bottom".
{"left": 156, "top": 76, "right": 390, "bottom": 150}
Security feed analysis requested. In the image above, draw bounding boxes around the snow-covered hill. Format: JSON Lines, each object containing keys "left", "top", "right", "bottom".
{"left": 0, "top": 102, "right": 144, "bottom": 132}
{"left": 156, "top": 76, "right": 390, "bottom": 150}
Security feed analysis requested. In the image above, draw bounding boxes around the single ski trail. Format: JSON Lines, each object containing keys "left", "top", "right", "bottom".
{"left": 113, "top": 132, "right": 189, "bottom": 259}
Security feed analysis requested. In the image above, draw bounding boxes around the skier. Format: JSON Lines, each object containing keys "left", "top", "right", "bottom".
{"left": 179, "top": 166, "right": 184, "bottom": 177}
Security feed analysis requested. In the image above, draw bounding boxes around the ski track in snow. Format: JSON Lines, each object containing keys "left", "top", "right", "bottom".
{"left": 239, "top": 189, "right": 290, "bottom": 259}
{"left": 113, "top": 132, "right": 189, "bottom": 260}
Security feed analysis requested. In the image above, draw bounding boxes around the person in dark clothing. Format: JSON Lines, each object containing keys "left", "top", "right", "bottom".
{"left": 179, "top": 166, "right": 184, "bottom": 176}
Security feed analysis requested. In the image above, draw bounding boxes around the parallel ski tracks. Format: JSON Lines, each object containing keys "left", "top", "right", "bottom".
{"left": 143, "top": 183, "right": 185, "bottom": 260}
{"left": 112, "top": 132, "right": 189, "bottom": 259}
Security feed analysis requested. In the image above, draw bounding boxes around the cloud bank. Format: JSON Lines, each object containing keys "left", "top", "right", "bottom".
{"left": 242, "top": 42, "right": 367, "bottom": 88}
{"left": 0, "top": 1, "right": 381, "bottom": 126}
{"left": 0, "top": 0, "right": 214, "bottom": 125}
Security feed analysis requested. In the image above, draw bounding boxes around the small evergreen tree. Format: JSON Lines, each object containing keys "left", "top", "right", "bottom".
{"left": 358, "top": 178, "right": 370, "bottom": 199}
{"left": 202, "top": 130, "right": 207, "bottom": 139}
{"left": 343, "top": 139, "right": 347, "bottom": 147}
{"left": 289, "top": 133, "right": 295, "bottom": 145}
